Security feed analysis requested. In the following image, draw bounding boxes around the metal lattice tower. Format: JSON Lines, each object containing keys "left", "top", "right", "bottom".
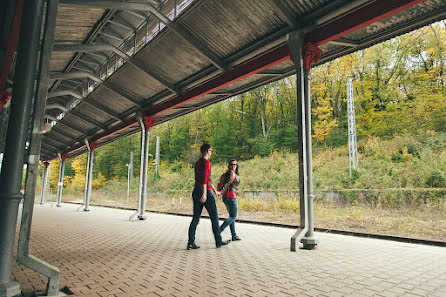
{"left": 347, "top": 79, "right": 359, "bottom": 176}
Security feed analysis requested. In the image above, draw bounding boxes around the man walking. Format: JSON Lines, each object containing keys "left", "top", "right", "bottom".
{"left": 187, "top": 143, "right": 230, "bottom": 249}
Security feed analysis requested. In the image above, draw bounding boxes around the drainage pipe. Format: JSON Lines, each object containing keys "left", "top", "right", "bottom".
{"left": 300, "top": 68, "right": 318, "bottom": 249}
{"left": 288, "top": 31, "right": 310, "bottom": 252}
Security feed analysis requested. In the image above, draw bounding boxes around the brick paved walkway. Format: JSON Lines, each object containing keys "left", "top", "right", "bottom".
{"left": 11, "top": 203, "right": 446, "bottom": 297}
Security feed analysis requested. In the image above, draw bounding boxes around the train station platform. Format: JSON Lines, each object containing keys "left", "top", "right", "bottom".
{"left": 11, "top": 203, "right": 446, "bottom": 296}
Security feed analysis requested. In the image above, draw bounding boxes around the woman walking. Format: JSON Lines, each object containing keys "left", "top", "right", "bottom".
{"left": 219, "top": 159, "right": 241, "bottom": 241}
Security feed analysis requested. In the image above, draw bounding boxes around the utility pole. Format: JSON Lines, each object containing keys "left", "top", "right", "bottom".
{"left": 129, "top": 151, "right": 133, "bottom": 183}
{"left": 347, "top": 78, "right": 359, "bottom": 176}
{"left": 126, "top": 163, "right": 130, "bottom": 201}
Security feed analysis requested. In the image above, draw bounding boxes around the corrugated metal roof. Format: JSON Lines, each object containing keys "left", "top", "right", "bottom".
{"left": 2, "top": 0, "right": 445, "bottom": 160}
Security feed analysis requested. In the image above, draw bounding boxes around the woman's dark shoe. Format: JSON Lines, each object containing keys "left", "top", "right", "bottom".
{"left": 216, "top": 240, "right": 231, "bottom": 248}
{"left": 232, "top": 236, "right": 241, "bottom": 241}
{"left": 187, "top": 243, "right": 200, "bottom": 250}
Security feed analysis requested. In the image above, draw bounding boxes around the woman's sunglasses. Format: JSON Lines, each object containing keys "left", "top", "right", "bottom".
{"left": 229, "top": 163, "right": 237, "bottom": 166}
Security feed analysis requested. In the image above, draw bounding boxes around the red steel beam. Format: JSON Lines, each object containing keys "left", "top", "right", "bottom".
{"left": 0, "top": 0, "right": 24, "bottom": 109}
{"left": 149, "top": 45, "right": 290, "bottom": 116}
{"left": 306, "top": 0, "right": 428, "bottom": 46}
{"left": 58, "top": 0, "right": 425, "bottom": 158}
{"left": 60, "top": 45, "right": 290, "bottom": 157}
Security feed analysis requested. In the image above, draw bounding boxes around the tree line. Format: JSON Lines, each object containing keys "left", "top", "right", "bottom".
{"left": 49, "top": 22, "right": 446, "bottom": 186}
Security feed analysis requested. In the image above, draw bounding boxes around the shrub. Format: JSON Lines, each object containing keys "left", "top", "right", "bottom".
{"left": 426, "top": 170, "right": 446, "bottom": 188}
{"left": 92, "top": 174, "right": 108, "bottom": 190}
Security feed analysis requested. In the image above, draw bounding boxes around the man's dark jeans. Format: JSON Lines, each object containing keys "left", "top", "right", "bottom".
{"left": 188, "top": 188, "right": 222, "bottom": 245}
{"left": 220, "top": 197, "right": 237, "bottom": 237}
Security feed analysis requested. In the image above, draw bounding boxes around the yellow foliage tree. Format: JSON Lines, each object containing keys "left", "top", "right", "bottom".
{"left": 69, "top": 155, "right": 87, "bottom": 192}
{"left": 49, "top": 159, "right": 60, "bottom": 190}
{"left": 311, "top": 63, "right": 339, "bottom": 145}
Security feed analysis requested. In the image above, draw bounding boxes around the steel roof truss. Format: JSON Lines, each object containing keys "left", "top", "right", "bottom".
{"left": 87, "top": 51, "right": 110, "bottom": 60}
{"left": 40, "top": 147, "right": 53, "bottom": 156}
{"left": 108, "top": 19, "right": 134, "bottom": 32}
{"left": 41, "top": 141, "right": 60, "bottom": 151}
{"left": 114, "top": 14, "right": 138, "bottom": 31}
{"left": 80, "top": 99, "right": 124, "bottom": 122}
{"left": 124, "top": 9, "right": 148, "bottom": 20}
{"left": 72, "top": 65, "right": 94, "bottom": 73}
{"left": 50, "top": 71, "right": 142, "bottom": 108}
{"left": 79, "top": 55, "right": 102, "bottom": 66}
{"left": 48, "top": 90, "right": 82, "bottom": 99}
{"left": 50, "top": 10, "right": 116, "bottom": 92}
{"left": 143, "top": 4, "right": 229, "bottom": 72}
{"left": 127, "top": 59, "right": 180, "bottom": 95}
{"left": 50, "top": 71, "right": 102, "bottom": 83}
{"left": 102, "top": 81, "right": 143, "bottom": 107}
{"left": 100, "top": 31, "right": 124, "bottom": 42}
{"left": 54, "top": 120, "right": 89, "bottom": 135}
{"left": 69, "top": 110, "right": 108, "bottom": 131}
{"left": 59, "top": 80, "right": 81, "bottom": 88}
{"left": 40, "top": 145, "right": 52, "bottom": 153}
{"left": 106, "top": 26, "right": 126, "bottom": 39}
{"left": 60, "top": 0, "right": 229, "bottom": 72}
{"left": 44, "top": 134, "right": 69, "bottom": 147}
{"left": 53, "top": 43, "right": 180, "bottom": 95}
{"left": 76, "top": 60, "right": 97, "bottom": 71}
{"left": 51, "top": 126, "right": 79, "bottom": 141}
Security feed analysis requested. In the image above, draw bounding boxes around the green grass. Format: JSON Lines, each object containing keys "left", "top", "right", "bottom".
{"left": 51, "top": 132, "right": 446, "bottom": 241}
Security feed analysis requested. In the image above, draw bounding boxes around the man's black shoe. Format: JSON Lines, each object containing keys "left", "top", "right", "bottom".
{"left": 216, "top": 240, "right": 231, "bottom": 248}
{"left": 187, "top": 243, "right": 200, "bottom": 250}
{"left": 232, "top": 236, "right": 241, "bottom": 241}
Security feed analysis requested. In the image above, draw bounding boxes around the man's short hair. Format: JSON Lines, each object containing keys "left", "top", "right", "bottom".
{"left": 200, "top": 143, "right": 211, "bottom": 154}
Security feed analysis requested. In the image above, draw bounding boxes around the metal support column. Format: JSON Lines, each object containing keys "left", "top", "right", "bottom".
{"left": 130, "top": 113, "right": 155, "bottom": 221}
{"left": 17, "top": 0, "right": 61, "bottom": 295}
{"left": 126, "top": 163, "right": 130, "bottom": 201}
{"left": 300, "top": 68, "right": 318, "bottom": 248}
{"left": 155, "top": 136, "right": 160, "bottom": 178}
{"left": 347, "top": 78, "right": 359, "bottom": 176}
{"left": 288, "top": 31, "right": 319, "bottom": 251}
{"left": 79, "top": 140, "right": 95, "bottom": 212}
{"left": 78, "top": 144, "right": 91, "bottom": 211}
{"left": 40, "top": 161, "right": 50, "bottom": 204}
{"left": 0, "top": 1, "right": 44, "bottom": 295}
{"left": 56, "top": 154, "right": 67, "bottom": 207}
{"left": 17, "top": 0, "right": 60, "bottom": 296}
{"left": 85, "top": 148, "right": 94, "bottom": 211}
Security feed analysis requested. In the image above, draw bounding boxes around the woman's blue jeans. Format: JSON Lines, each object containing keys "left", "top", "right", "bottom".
{"left": 220, "top": 197, "right": 237, "bottom": 237}
{"left": 188, "top": 188, "right": 222, "bottom": 245}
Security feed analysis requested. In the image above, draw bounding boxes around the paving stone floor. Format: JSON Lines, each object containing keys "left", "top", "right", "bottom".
{"left": 10, "top": 203, "right": 446, "bottom": 297}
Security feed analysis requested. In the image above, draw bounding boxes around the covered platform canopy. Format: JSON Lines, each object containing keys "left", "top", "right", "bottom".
{"left": 1, "top": 0, "right": 446, "bottom": 160}
{"left": 1, "top": 0, "right": 446, "bottom": 296}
